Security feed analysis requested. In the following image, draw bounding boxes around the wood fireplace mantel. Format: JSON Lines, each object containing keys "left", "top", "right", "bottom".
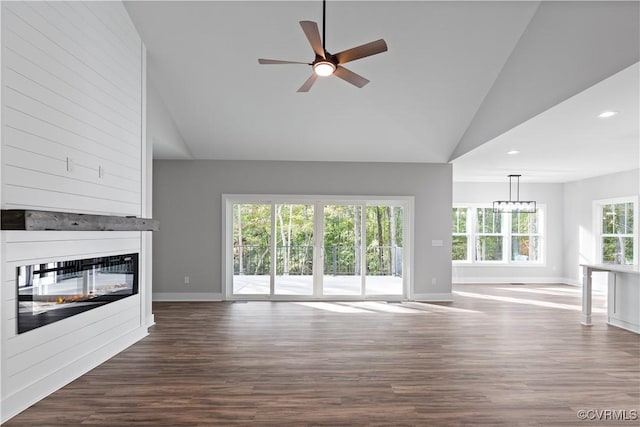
{"left": 1, "top": 209, "right": 159, "bottom": 231}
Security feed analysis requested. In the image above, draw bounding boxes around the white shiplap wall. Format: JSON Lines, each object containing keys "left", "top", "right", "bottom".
{"left": 1, "top": 2, "right": 148, "bottom": 422}
{"left": 2, "top": 1, "right": 141, "bottom": 215}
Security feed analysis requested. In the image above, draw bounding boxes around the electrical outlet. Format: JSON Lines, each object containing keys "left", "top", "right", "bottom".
{"left": 184, "top": 276, "right": 190, "bottom": 285}
{"left": 431, "top": 277, "right": 437, "bottom": 285}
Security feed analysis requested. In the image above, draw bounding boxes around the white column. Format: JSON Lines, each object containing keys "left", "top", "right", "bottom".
{"left": 581, "top": 265, "right": 592, "bottom": 325}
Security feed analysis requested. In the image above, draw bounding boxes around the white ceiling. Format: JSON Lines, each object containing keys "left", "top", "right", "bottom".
{"left": 124, "top": 1, "right": 640, "bottom": 183}
{"left": 453, "top": 62, "right": 640, "bottom": 183}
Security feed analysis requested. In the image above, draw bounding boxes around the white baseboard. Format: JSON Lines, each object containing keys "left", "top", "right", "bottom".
{"left": 412, "top": 293, "right": 454, "bottom": 302}
{"left": 2, "top": 326, "right": 148, "bottom": 424}
{"left": 153, "top": 292, "right": 224, "bottom": 302}
{"left": 608, "top": 317, "right": 640, "bottom": 334}
{"left": 452, "top": 276, "right": 568, "bottom": 285}
{"left": 562, "top": 278, "right": 581, "bottom": 287}
{"left": 145, "top": 313, "right": 156, "bottom": 328}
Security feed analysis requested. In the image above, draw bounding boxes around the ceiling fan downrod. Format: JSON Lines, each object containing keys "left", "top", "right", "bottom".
{"left": 322, "top": 0, "right": 326, "bottom": 53}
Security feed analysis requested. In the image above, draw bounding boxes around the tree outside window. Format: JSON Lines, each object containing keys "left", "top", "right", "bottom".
{"left": 475, "top": 208, "right": 503, "bottom": 261}
{"left": 452, "top": 207, "right": 468, "bottom": 261}
{"left": 451, "top": 205, "right": 545, "bottom": 264}
{"left": 600, "top": 202, "right": 635, "bottom": 265}
{"left": 511, "top": 211, "right": 541, "bottom": 262}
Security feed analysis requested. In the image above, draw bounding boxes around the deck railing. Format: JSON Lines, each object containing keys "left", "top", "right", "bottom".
{"left": 233, "top": 245, "right": 402, "bottom": 277}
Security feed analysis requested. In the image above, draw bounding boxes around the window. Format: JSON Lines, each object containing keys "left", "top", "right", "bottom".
{"left": 452, "top": 205, "right": 545, "bottom": 265}
{"left": 475, "top": 207, "right": 503, "bottom": 261}
{"left": 452, "top": 207, "right": 468, "bottom": 261}
{"left": 597, "top": 199, "right": 636, "bottom": 265}
{"left": 511, "top": 211, "right": 541, "bottom": 262}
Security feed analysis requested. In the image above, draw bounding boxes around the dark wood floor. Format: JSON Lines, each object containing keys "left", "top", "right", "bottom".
{"left": 4, "top": 284, "right": 639, "bottom": 426}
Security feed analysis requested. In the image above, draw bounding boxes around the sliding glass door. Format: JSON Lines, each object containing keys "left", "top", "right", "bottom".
{"left": 227, "top": 197, "right": 409, "bottom": 300}
{"left": 274, "top": 204, "right": 314, "bottom": 295}
{"left": 365, "top": 205, "right": 404, "bottom": 296}
{"left": 322, "top": 205, "right": 363, "bottom": 296}
{"left": 232, "top": 203, "right": 270, "bottom": 295}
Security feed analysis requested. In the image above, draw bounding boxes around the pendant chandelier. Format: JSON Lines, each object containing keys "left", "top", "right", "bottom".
{"left": 492, "top": 174, "right": 536, "bottom": 213}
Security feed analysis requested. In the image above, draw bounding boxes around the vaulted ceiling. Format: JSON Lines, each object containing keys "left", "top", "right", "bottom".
{"left": 124, "top": 1, "right": 639, "bottom": 183}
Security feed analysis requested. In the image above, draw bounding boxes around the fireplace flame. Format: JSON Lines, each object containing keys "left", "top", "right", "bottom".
{"left": 51, "top": 283, "right": 127, "bottom": 304}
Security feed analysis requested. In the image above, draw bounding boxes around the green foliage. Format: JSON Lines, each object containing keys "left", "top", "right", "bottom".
{"left": 233, "top": 204, "right": 272, "bottom": 275}
{"left": 452, "top": 208, "right": 542, "bottom": 262}
{"left": 452, "top": 208, "right": 468, "bottom": 260}
{"left": 275, "top": 204, "right": 314, "bottom": 275}
{"left": 233, "top": 203, "right": 404, "bottom": 276}
{"left": 477, "top": 208, "right": 501, "bottom": 233}
{"left": 601, "top": 202, "right": 635, "bottom": 264}
{"left": 452, "top": 208, "right": 467, "bottom": 233}
{"left": 602, "top": 237, "right": 634, "bottom": 264}
{"left": 476, "top": 208, "right": 502, "bottom": 261}
{"left": 452, "top": 236, "right": 467, "bottom": 260}
{"left": 512, "top": 212, "right": 538, "bottom": 234}
{"left": 475, "top": 236, "right": 503, "bottom": 261}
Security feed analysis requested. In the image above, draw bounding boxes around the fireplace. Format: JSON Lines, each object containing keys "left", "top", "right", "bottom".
{"left": 17, "top": 253, "right": 139, "bottom": 334}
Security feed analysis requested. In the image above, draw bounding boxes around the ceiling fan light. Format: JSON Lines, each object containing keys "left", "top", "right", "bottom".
{"left": 313, "top": 61, "right": 336, "bottom": 76}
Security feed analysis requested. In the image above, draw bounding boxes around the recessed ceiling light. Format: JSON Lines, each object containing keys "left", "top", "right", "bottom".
{"left": 507, "top": 150, "right": 520, "bottom": 155}
{"left": 598, "top": 111, "right": 618, "bottom": 118}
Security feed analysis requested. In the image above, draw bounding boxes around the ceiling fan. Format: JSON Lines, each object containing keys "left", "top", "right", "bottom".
{"left": 258, "top": 0, "right": 388, "bottom": 92}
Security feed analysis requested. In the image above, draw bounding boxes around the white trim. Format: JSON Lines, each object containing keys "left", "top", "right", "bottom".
{"left": 224, "top": 194, "right": 414, "bottom": 204}
{"left": 453, "top": 262, "right": 547, "bottom": 268}
{"left": 0, "top": 2, "right": 3, "bottom": 424}
{"left": 145, "top": 314, "right": 155, "bottom": 328}
{"left": 1, "top": 327, "right": 148, "bottom": 424}
{"left": 140, "top": 42, "right": 155, "bottom": 332}
{"left": 223, "top": 199, "right": 233, "bottom": 300}
{"left": 608, "top": 317, "right": 640, "bottom": 334}
{"left": 222, "top": 194, "right": 414, "bottom": 301}
{"left": 412, "top": 293, "right": 454, "bottom": 302}
{"left": 593, "top": 196, "right": 638, "bottom": 265}
{"left": 406, "top": 197, "right": 415, "bottom": 300}
{"left": 452, "top": 276, "right": 567, "bottom": 284}
{"left": 452, "top": 204, "right": 547, "bottom": 265}
{"left": 562, "top": 278, "right": 582, "bottom": 287}
{"left": 153, "top": 292, "right": 224, "bottom": 302}
{"left": 0, "top": 2, "right": 4, "bottom": 420}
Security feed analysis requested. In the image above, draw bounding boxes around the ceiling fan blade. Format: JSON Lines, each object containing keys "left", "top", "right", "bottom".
{"left": 258, "top": 58, "right": 309, "bottom": 65}
{"left": 300, "top": 21, "right": 325, "bottom": 58}
{"left": 334, "top": 66, "right": 369, "bottom": 88}
{"left": 297, "top": 73, "right": 318, "bottom": 92}
{"left": 334, "top": 39, "right": 388, "bottom": 65}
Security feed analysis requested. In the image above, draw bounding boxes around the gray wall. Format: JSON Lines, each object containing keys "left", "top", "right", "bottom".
{"left": 452, "top": 181, "right": 565, "bottom": 283}
{"left": 563, "top": 168, "right": 640, "bottom": 286}
{"left": 153, "top": 160, "right": 453, "bottom": 299}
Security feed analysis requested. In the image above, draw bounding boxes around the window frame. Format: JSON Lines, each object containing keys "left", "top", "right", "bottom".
{"left": 474, "top": 207, "right": 505, "bottom": 263}
{"left": 594, "top": 196, "right": 638, "bottom": 266}
{"left": 452, "top": 207, "right": 470, "bottom": 262}
{"left": 452, "top": 204, "right": 546, "bottom": 266}
{"left": 510, "top": 210, "right": 543, "bottom": 264}
{"left": 222, "top": 194, "right": 415, "bottom": 300}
